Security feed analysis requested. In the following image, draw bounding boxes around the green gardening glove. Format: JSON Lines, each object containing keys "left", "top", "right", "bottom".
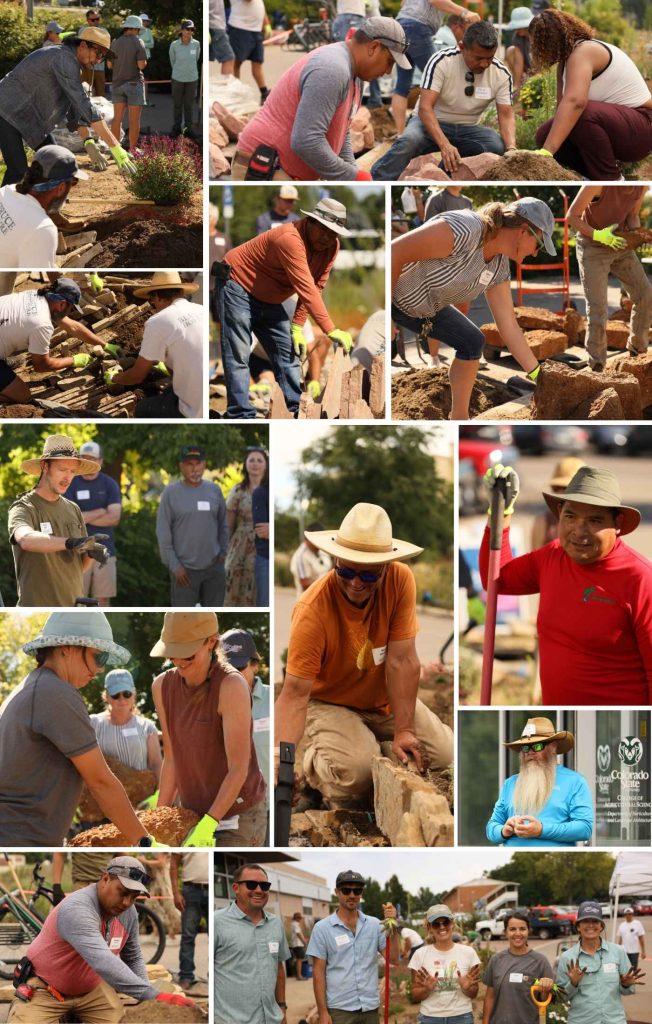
{"left": 484, "top": 463, "right": 520, "bottom": 516}
{"left": 467, "top": 595, "right": 486, "bottom": 625}
{"left": 104, "top": 365, "right": 122, "bottom": 386}
{"left": 526, "top": 363, "right": 542, "bottom": 382}
{"left": 109, "top": 144, "right": 137, "bottom": 176}
{"left": 290, "top": 324, "right": 307, "bottom": 358}
{"left": 89, "top": 272, "right": 105, "bottom": 294}
{"left": 138, "top": 789, "right": 159, "bottom": 810}
{"left": 183, "top": 814, "right": 219, "bottom": 847}
{"left": 104, "top": 342, "right": 121, "bottom": 356}
{"left": 328, "top": 328, "right": 353, "bottom": 354}
{"left": 153, "top": 361, "right": 171, "bottom": 376}
{"left": 592, "top": 224, "right": 627, "bottom": 250}
{"left": 73, "top": 353, "right": 92, "bottom": 368}
{"left": 306, "top": 379, "right": 321, "bottom": 400}
{"left": 533, "top": 148, "right": 553, "bottom": 157}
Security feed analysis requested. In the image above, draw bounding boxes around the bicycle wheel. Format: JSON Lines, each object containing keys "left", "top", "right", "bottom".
{"left": 136, "top": 904, "right": 166, "bottom": 964}
{"left": 0, "top": 907, "right": 39, "bottom": 980}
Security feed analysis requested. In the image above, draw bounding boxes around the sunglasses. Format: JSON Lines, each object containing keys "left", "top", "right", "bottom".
{"left": 109, "top": 866, "right": 152, "bottom": 886}
{"left": 335, "top": 565, "right": 383, "bottom": 584}
{"left": 340, "top": 886, "right": 364, "bottom": 895}
{"left": 519, "top": 740, "right": 550, "bottom": 753}
{"left": 90, "top": 649, "right": 110, "bottom": 667}
{"left": 240, "top": 880, "right": 272, "bottom": 891}
{"left": 430, "top": 919, "right": 452, "bottom": 928}
{"left": 464, "top": 70, "right": 475, "bottom": 97}
{"left": 373, "top": 35, "right": 409, "bottom": 55}
{"left": 109, "top": 691, "right": 133, "bottom": 700}
{"left": 525, "top": 223, "right": 545, "bottom": 254}
{"left": 171, "top": 642, "right": 206, "bottom": 665}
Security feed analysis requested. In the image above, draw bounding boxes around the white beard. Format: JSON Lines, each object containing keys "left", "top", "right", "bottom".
{"left": 512, "top": 757, "right": 556, "bottom": 816}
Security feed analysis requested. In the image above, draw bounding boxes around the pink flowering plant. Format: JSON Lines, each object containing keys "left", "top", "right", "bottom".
{"left": 126, "top": 136, "right": 202, "bottom": 206}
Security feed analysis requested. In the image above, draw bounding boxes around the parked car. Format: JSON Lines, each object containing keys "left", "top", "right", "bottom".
{"left": 511, "top": 425, "right": 589, "bottom": 455}
{"left": 633, "top": 899, "right": 652, "bottom": 915}
{"left": 476, "top": 906, "right": 571, "bottom": 941}
{"left": 625, "top": 427, "right": 652, "bottom": 455}
{"left": 588, "top": 426, "right": 631, "bottom": 454}
{"left": 459, "top": 426, "right": 518, "bottom": 516}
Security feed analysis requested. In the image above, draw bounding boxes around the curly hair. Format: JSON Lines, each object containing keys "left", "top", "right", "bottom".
{"left": 530, "top": 8, "right": 595, "bottom": 73}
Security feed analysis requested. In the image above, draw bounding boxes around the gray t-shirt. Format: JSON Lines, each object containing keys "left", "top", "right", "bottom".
{"left": 156, "top": 479, "right": 228, "bottom": 573}
{"left": 292, "top": 42, "right": 361, "bottom": 180}
{"left": 484, "top": 948, "right": 554, "bottom": 1024}
{"left": 424, "top": 190, "right": 473, "bottom": 221}
{"left": 0, "top": 668, "right": 98, "bottom": 845}
{"left": 110, "top": 33, "right": 147, "bottom": 86}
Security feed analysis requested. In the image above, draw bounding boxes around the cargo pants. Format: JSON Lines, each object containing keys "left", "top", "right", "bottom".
{"left": 9, "top": 978, "right": 124, "bottom": 1023}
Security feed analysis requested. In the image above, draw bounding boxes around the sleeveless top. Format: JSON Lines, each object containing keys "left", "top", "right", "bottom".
{"left": 582, "top": 186, "right": 646, "bottom": 231}
{"left": 564, "top": 40, "right": 651, "bottom": 108}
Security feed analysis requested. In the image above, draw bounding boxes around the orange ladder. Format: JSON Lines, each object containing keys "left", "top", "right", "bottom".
{"left": 515, "top": 189, "right": 571, "bottom": 312}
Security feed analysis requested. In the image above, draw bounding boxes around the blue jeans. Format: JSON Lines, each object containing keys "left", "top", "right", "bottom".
{"left": 179, "top": 882, "right": 208, "bottom": 983}
{"left": 372, "top": 116, "right": 505, "bottom": 180}
{"left": 217, "top": 278, "right": 301, "bottom": 418}
{"left": 255, "top": 550, "right": 269, "bottom": 607}
{"left": 332, "top": 14, "right": 382, "bottom": 106}
{"left": 418, "top": 1014, "right": 473, "bottom": 1024}
{"left": 0, "top": 116, "right": 54, "bottom": 186}
{"left": 392, "top": 302, "right": 484, "bottom": 361}
{"left": 395, "top": 18, "right": 435, "bottom": 97}
{"left": 210, "top": 27, "right": 235, "bottom": 63}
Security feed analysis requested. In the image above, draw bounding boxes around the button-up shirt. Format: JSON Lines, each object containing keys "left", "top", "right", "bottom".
{"left": 556, "top": 937, "right": 633, "bottom": 1024}
{"left": 307, "top": 910, "right": 385, "bottom": 1011}
{"left": 252, "top": 677, "right": 270, "bottom": 790}
{"left": 214, "top": 902, "right": 290, "bottom": 1024}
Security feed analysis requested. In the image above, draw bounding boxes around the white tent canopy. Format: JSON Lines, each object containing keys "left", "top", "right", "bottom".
{"left": 608, "top": 852, "right": 652, "bottom": 940}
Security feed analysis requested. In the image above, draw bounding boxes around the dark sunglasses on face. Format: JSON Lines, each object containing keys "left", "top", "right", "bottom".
{"left": 519, "top": 740, "right": 550, "bottom": 753}
{"left": 340, "top": 886, "right": 364, "bottom": 895}
{"left": 89, "top": 17, "right": 100, "bottom": 22}
{"left": 430, "top": 919, "right": 452, "bottom": 928}
{"left": 464, "top": 70, "right": 475, "bottom": 97}
{"left": 92, "top": 649, "right": 110, "bottom": 667}
{"left": 335, "top": 565, "right": 383, "bottom": 584}
{"left": 240, "top": 880, "right": 272, "bottom": 891}
{"left": 109, "top": 691, "right": 133, "bottom": 700}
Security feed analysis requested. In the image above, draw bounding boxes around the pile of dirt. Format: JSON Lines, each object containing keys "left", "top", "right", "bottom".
{"left": 68, "top": 807, "right": 199, "bottom": 847}
{"left": 0, "top": 404, "right": 43, "bottom": 418}
{"left": 123, "top": 1001, "right": 207, "bottom": 1022}
{"left": 78, "top": 757, "right": 157, "bottom": 821}
{"left": 392, "top": 367, "right": 515, "bottom": 420}
{"left": 480, "top": 150, "right": 582, "bottom": 181}
{"left": 97, "top": 220, "right": 202, "bottom": 267}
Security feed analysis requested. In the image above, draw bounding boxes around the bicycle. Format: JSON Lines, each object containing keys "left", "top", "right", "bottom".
{"left": 0, "top": 862, "right": 166, "bottom": 979}
{"left": 282, "top": 0, "right": 333, "bottom": 52}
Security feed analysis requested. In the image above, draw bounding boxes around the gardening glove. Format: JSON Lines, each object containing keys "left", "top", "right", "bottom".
{"left": 183, "top": 814, "right": 219, "bottom": 847}
{"left": 533, "top": 148, "right": 553, "bottom": 157}
{"left": 89, "top": 272, "right": 105, "bottom": 294}
{"left": 65, "top": 534, "right": 110, "bottom": 558}
{"left": 328, "top": 328, "right": 353, "bottom": 354}
{"left": 103, "top": 342, "right": 121, "bottom": 356}
{"left": 138, "top": 789, "right": 159, "bottom": 810}
{"left": 72, "top": 353, "right": 92, "bottom": 368}
{"left": 156, "top": 993, "right": 196, "bottom": 1008}
{"left": 52, "top": 883, "right": 65, "bottom": 906}
{"left": 250, "top": 382, "right": 272, "bottom": 396}
{"left": 86, "top": 542, "right": 109, "bottom": 566}
{"left": 355, "top": 169, "right": 373, "bottom": 180}
{"left": 484, "top": 464, "right": 520, "bottom": 516}
{"left": 109, "top": 144, "right": 137, "bottom": 176}
{"left": 306, "top": 379, "right": 321, "bottom": 400}
{"left": 84, "top": 139, "right": 109, "bottom": 172}
{"left": 467, "top": 594, "right": 486, "bottom": 625}
{"left": 592, "top": 224, "right": 628, "bottom": 250}
{"left": 263, "top": 22, "right": 272, "bottom": 39}
{"left": 291, "top": 323, "right": 308, "bottom": 358}
{"left": 526, "top": 363, "right": 542, "bottom": 382}
{"left": 153, "top": 361, "right": 171, "bottom": 376}
{"left": 104, "top": 365, "right": 122, "bottom": 386}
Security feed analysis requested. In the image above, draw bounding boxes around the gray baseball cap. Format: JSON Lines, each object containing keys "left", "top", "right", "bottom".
{"left": 506, "top": 197, "right": 556, "bottom": 256}
{"left": 359, "top": 16, "right": 412, "bottom": 70}
{"left": 107, "top": 856, "right": 151, "bottom": 895}
{"left": 32, "top": 145, "right": 88, "bottom": 187}
{"left": 426, "top": 904, "right": 454, "bottom": 923}
{"left": 48, "top": 277, "right": 84, "bottom": 315}
{"left": 46, "top": 20, "right": 64, "bottom": 33}
{"left": 576, "top": 900, "right": 603, "bottom": 923}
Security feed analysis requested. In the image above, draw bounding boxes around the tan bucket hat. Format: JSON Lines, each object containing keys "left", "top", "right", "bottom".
{"left": 542, "top": 466, "right": 640, "bottom": 536}
{"left": 77, "top": 25, "right": 116, "bottom": 59}
{"left": 548, "top": 456, "right": 585, "bottom": 490}
{"left": 304, "top": 503, "right": 423, "bottom": 565}
{"left": 300, "top": 198, "right": 351, "bottom": 237}
{"left": 504, "top": 717, "right": 574, "bottom": 755}
{"left": 150, "top": 612, "right": 218, "bottom": 659}
{"left": 21, "top": 434, "right": 100, "bottom": 477}
{"left": 133, "top": 271, "right": 199, "bottom": 299}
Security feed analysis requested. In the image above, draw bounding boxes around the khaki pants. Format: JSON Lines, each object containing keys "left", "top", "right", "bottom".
{"left": 576, "top": 235, "right": 652, "bottom": 367}
{"left": 214, "top": 800, "right": 267, "bottom": 847}
{"left": 9, "top": 979, "right": 124, "bottom": 1024}
{"left": 303, "top": 698, "right": 453, "bottom": 804}
{"left": 83, "top": 555, "right": 117, "bottom": 600}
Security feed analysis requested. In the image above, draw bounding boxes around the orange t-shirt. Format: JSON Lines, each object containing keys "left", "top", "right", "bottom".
{"left": 285, "top": 561, "right": 419, "bottom": 714}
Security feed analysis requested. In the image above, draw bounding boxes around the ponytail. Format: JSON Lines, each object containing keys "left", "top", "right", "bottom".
{"left": 16, "top": 161, "right": 47, "bottom": 195}
{"left": 476, "top": 202, "right": 529, "bottom": 242}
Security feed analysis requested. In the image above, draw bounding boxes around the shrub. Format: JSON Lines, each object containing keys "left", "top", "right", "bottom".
{"left": 127, "top": 136, "right": 201, "bottom": 205}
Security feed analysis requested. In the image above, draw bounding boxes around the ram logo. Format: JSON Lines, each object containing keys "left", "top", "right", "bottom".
{"left": 597, "top": 745, "right": 611, "bottom": 772}
{"left": 618, "top": 737, "right": 644, "bottom": 767}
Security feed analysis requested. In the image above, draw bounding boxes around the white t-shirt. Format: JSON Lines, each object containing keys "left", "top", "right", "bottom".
{"left": 0, "top": 290, "right": 53, "bottom": 361}
{"left": 410, "top": 942, "right": 480, "bottom": 1018}
{"left": 401, "top": 927, "right": 423, "bottom": 950}
{"left": 139, "top": 297, "right": 203, "bottom": 418}
{"left": 229, "top": 0, "right": 266, "bottom": 32}
{"left": 0, "top": 186, "right": 58, "bottom": 269}
{"left": 617, "top": 919, "right": 645, "bottom": 954}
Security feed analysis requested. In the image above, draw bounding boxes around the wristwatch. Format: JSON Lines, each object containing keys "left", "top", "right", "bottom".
{"left": 138, "top": 836, "right": 153, "bottom": 847}
{"left": 277, "top": 1002, "right": 288, "bottom": 1009}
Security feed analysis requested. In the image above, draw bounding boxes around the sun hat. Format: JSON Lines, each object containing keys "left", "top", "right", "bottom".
{"left": 278, "top": 185, "right": 299, "bottom": 200}
{"left": 542, "top": 466, "right": 641, "bottom": 536}
{"left": 150, "top": 612, "right": 219, "bottom": 659}
{"left": 504, "top": 716, "right": 574, "bottom": 755}
{"left": 106, "top": 856, "right": 150, "bottom": 896}
{"left": 133, "top": 271, "right": 199, "bottom": 298}
{"left": 23, "top": 611, "right": 131, "bottom": 666}
{"left": 32, "top": 145, "right": 88, "bottom": 185}
{"left": 300, "top": 197, "right": 351, "bottom": 237}
{"left": 305, "top": 503, "right": 423, "bottom": 565}
{"left": 548, "top": 456, "right": 585, "bottom": 490}
{"left": 105, "top": 668, "right": 135, "bottom": 696}
{"left": 576, "top": 900, "right": 603, "bottom": 923}
{"left": 221, "top": 629, "right": 260, "bottom": 669}
{"left": 21, "top": 434, "right": 100, "bottom": 477}
{"left": 426, "top": 904, "right": 453, "bottom": 923}
{"left": 505, "top": 6, "right": 534, "bottom": 30}
{"left": 46, "top": 21, "right": 65, "bottom": 33}
{"left": 77, "top": 25, "right": 115, "bottom": 59}
{"left": 121, "top": 14, "right": 143, "bottom": 29}
{"left": 359, "top": 16, "right": 412, "bottom": 70}
{"left": 505, "top": 198, "right": 556, "bottom": 256}
{"left": 79, "top": 441, "right": 102, "bottom": 459}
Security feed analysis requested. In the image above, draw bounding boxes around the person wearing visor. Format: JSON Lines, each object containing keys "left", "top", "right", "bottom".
{"left": 409, "top": 904, "right": 481, "bottom": 1024}
{"left": 0, "top": 613, "right": 158, "bottom": 847}
{"left": 217, "top": 198, "right": 353, "bottom": 419}
{"left": 392, "top": 198, "right": 552, "bottom": 419}
{"left": 0, "top": 23, "right": 136, "bottom": 186}
{"left": 276, "top": 503, "right": 453, "bottom": 809}
{"left": 486, "top": 718, "right": 593, "bottom": 847}
{"left": 151, "top": 612, "right": 267, "bottom": 847}
{"left": 482, "top": 464, "right": 652, "bottom": 705}
{"left": 0, "top": 145, "right": 88, "bottom": 268}
{"left": 556, "top": 900, "right": 645, "bottom": 1024}
{"left": 232, "top": 16, "right": 411, "bottom": 181}
{"left": 8, "top": 856, "right": 195, "bottom": 1022}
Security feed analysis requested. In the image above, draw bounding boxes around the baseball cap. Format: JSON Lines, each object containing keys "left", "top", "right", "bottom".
{"left": 278, "top": 185, "right": 299, "bottom": 200}
{"left": 46, "top": 20, "right": 64, "bottom": 33}
{"left": 80, "top": 441, "right": 102, "bottom": 459}
{"left": 32, "top": 144, "right": 89, "bottom": 186}
{"left": 426, "top": 904, "right": 453, "bottom": 923}
{"left": 49, "top": 277, "right": 84, "bottom": 315}
{"left": 576, "top": 900, "right": 603, "bottom": 923}
{"left": 181, "top": 19, "right": 195, "bottom": 29}
{"left": 180, "top": 444, "right": 205, "bottom": 462}
{"left": 105, "top": 668, "right": 135, "bottom": 696}
{"left": 335, "top": 870, "right": 365, "bottom": 888}
{"left": 221, "top": 629, "right": 261, "bottom": 669}
{"left": 359, "top": 17, "right": 412, "bottom": 70}
{"left": 106, "top": 856, "right": 151, "bottom": 895}
{"left": 506, "top": 197, "right": 556, "bottom": 256}
{"left": 139, "top": 13, "right": 152, "bottom": 21}
{"left": 150, "top": 612, "right": 218, "bottom": 659}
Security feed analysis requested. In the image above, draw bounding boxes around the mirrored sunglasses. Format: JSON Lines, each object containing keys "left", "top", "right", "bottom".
{"left": 519, "top": 740, "right": 550, "bottom": 753}
{"left": 335, "top": 565, "right": 383, "bottom": 584}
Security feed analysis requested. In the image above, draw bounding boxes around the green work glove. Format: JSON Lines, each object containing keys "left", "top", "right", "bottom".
{"left": 72, "top": 353, "right": 92, "bottom": 368}
{"left": 290, "top": 324, "right": 307, "bottom": 358}
{"left": 104, "top": 365, "right": 122, "bottom": 385}
{"left": 306, "top": 379, "right": 321, "bottom": 400}
{"left": 328, "top": 328, "right": 353, "bottom": 354}
{"left": 138, "top": 789, "right": 159, "bottom": 810}
{"left": 104, "top": 342, "right": 121, "bottom": 356}
{"left": 109, "top": 144, "right": 137, "bottom": 176}
{"left": 263, "top": 23, "right": 272, "bottom": 39}
{"left": 153, "top": 360, "right": 171, "bottom": 376}
{"left": 526, "top": 363, "right": 542, "bottom": 382}
{"left": 184, "top": 813, "right": 219, "bottom": 847}
{"left": 533, "top": 148, "right": 553, "bottom": 157}
{"left": 89, "top": 272, "right": 105, "bottom": 294}
{"left": 592, "top": 224, "right": 627, "bottom": 250}
{"left": 467, "top": 595, "right": 486, "bottom": 625}
{"left": 484, "top": 463, "right": 520, "bottom": 516}
{"left": 250, "top": 382, "right": 272, "bottom": 395}
{"left": 84, "top": 139, "right": 109, "bottom": 172}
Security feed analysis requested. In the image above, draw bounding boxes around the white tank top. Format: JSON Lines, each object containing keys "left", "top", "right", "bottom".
{"left": 564, "top": 40, "right": 651, "bottom": 108}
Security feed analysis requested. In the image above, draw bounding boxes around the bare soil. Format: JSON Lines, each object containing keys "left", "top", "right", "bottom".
{"left": 68, "top": 808, "right": 199, "bottom": 847}
{"left": 392, "top": 367, "right": 515, "bottom": 419}
{"left": 480, "top": 151, "right": 582, "bottom": 181}
{"left": 369, "top": 105, "right": 398, "bottom": 141}
{"left": 123, "top": 1003, "right": 207, "bottom": 1022}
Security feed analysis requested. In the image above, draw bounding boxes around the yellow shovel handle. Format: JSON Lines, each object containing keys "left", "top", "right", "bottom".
{"left": 530, "top": 982, "right": 552, "bottom": 1021}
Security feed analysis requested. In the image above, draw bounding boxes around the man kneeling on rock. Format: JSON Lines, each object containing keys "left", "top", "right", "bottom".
{"left": 275, "top": 503, "right": 453, "bottom": 808}
{"left": 8, "top": 856, "right": 196, "bottom": 1024}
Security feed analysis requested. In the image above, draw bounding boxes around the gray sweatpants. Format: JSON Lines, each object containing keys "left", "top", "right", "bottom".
{"left": 170, "top": 562, "right": 226, "bottom": 607}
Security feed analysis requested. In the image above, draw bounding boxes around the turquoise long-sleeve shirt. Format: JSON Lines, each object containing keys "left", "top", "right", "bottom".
{"left": 139, "top": 26, "right": 154, "bottom": 58}
{"left": 486, "top": 764, "right": 594, "bottom": 846}
{"left": 169, "top": 37, "right": 201, "bottom": 82}
{"left": 557, "top": 938, "right": 633, "bottom": 1024}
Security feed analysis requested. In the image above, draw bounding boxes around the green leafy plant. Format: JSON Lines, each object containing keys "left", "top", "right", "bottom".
{"left": 127, "top": 137, "right": 201, "bottom": 206}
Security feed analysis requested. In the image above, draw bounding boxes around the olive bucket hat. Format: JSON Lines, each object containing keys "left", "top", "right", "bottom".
{"left": 542, "top": 466, "right": 641, "bottom": 536}
{"left": 23, "top": 611, "right": 131, "bottom": 666}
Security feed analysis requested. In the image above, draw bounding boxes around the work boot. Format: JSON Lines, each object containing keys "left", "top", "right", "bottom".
{"left": 259, "top": 86, "right": 270, "bottom": 105}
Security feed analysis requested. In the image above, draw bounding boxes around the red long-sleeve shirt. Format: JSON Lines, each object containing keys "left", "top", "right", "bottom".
{"left": 479, "top": 527, "right": 652, "bottom": 705}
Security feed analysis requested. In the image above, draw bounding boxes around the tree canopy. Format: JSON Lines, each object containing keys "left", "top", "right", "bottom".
{"left": 489, "top": 852, "right": 616, "bottom": 906}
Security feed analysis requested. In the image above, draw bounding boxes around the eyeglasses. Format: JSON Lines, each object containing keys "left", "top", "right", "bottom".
{"left": 464, "top": 70, "right": 475, "bottom": 97}
{"left": 109, "top": 866, "right": 152, "bottom": 886}
{"left": 87, "top": 44, "right": 106, "bottom": 58}
{"left": 339, "top": 886, "right": 364, "bottom": 895}
{"left": 525, "top": 223, "right": 545, "bottom": 253}
{"left": 240, "top": 880, "right": 272, "bottom": 891}
{"left": 109, "top": 691, "right": 133, "bottom": 700}
{"left": 335, "top": 565, "right": 384, "bottom": 584}
{"left": 519, "top": 740, "right": 550, "bottom": 753}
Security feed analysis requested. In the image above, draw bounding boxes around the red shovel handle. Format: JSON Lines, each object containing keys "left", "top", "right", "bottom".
{"left": 480, "top": 482, "right": 506, "bottom": 705}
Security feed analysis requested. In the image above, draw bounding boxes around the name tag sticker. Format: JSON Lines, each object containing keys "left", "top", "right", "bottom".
{"left": 254, "top": 717, "right": 270, "bottom": 732}
{"left": 372, "top": 645, "right": 387, "bottom": 666}
{"left": 603, "top": 963, "right": 617, "bottom": 973}
{"left": 109, "top": 936, "right": 122, "bottom": 950}
{"left": 197, "top": 501, "right": 211, "bottom": 511}
{"left": 509, "top": 972, "right": 524, "bottom": 983}
{"left": 479, "top": 269, "right": 495, "bottom": 287}
{"left": 76, "top": 490, "right": 90, "bottom": 500}
{"left": 268, "top": 941, "right": 279, "bottom": 953}
{"left": 335, "top": 934, "right": 351, "bottom": 946}
{"left": 475, "top": 86, "right": 492, "bottom": 99}
{"left": 40, "top": 522, "right": 53, "bottom": 535}
{"left": 121, "top": 728, "right": 138, "bottom": 736}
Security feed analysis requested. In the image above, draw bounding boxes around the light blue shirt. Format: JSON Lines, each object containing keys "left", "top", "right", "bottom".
{"left": 169, "top": 37, "right": 201, "bottom": 82}
{"left": 252, "top": 677, "right": 270, "bottom": 790}
{"left": 557, "top": 938, "right": 633, "bottom": 1024}
{"left": 214, "top": 902, "right": 290, "bottom": 1024}
{"left": 139, "top": 26, "right": 154, "bottom": 58}
{"left": 486, "top": 764, "right": 594, "bottom": 846}
{"left": 307, "top": 910, "right": 386, "bottom": 1011}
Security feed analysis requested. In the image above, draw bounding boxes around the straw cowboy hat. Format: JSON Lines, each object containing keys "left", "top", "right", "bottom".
{"left": 299, "top": 198, "right": 351, "bottom": 237}
{"left": 150, "top": 611, "right": 219, "bottom": 660}
{"left": 133, "top": 271, "right": 199, "bottom": 299}
{"left": 23, "top": 611, "right": 131, "bottom": 666}
{"left": 21, "top": 434, "right": 100, "bottom": 477}
{"left": 504, "top": 717, "right": 574, "bottom": 755}
{"left": 305, "top": 503, "right": 423, "bottom": 564}
{"left": 548, "top": 456, "right": 585, "bottom": 490}
{"left": 542, "top": 466, "right": 641, "bottom": 536}
{"left": 77, "top": 25, "right": 116, "bottom": 59}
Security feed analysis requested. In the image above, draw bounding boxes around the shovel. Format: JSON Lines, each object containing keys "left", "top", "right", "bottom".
{"left": 530, "top": 982, "right": 552, "bottom": 1023}
{"left": 480, "top": 474, "right": 507, "bottom": 705}
{"left": 274, "top": 741, "right": 295, "bottom": 847}
{"left": 381, "top": 904, "right": 397, "bottom": 1024}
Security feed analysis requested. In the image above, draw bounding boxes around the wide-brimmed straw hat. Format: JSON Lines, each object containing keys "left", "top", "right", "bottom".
{"left": 504, "top": 716, "right": 574, "bottom": 755}
{"left": 150, "top": 612, "right": 219, "bottom": 659}
{"left": 133, "top": 271, "right": 199, "bottom": 299}
{"left": 23, "top": 611, "right": 131, "bottom": 666}
{"left": 77, "top": 25, "right": 115, "bottom": 59}
{"left": 21, "top": 434, "right": 100, "bottom": 477}
{"left": 542, "top": 466, "right": 640, "bottom": 536}
{"left": 305, "top": 503, "right": 423, "bottom": 565}
{"left": 300, "top": 198, "right": 351, "bottom": 237}
{"left": 548, "top": 456, "right": 585, "bottom": 490}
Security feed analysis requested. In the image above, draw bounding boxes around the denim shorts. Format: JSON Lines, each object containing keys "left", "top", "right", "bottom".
{"left": 228, "top": 25, "right": 264, "bottom": 63}
{"left": 210, "top": 27, "right": 236, "bottom": 63}
{"left": 392, "top": 303, "right": 485, "bottom": 361}
{"left": 111, "top": 80, "right": 146, "bottom": 106}
{"left": 395, "top": 17, "right": 435, "bottom": 96}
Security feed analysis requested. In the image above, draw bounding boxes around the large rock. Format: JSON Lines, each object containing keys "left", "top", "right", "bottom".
{"left": 372, "top": 757, "right": 453, "bottom": 847}
{"left": 211, "top": 100, "right": 246, "bottom": 140}
{"left": 524, "top": 329, "right": 568, "bottom": 360}
{"left": 574, "top": 387, "right": 623, "bottom": 419}
{"left": 564, "top": 307, "right": 585, "bottom": 344}
{"left": 209, "top": 119, "right": 229, "bottom": 148}
{"left": 399, "top": 155, "right": 450, "bottom": 181}
{"left": 514, "top": 306, "right": 563, "bottom": 332}
{"left": 533, "top": 362, "right": 642, "bottom": 419}
{"left": 209, "top": 144, "right": 230, "bottom": 178}
{"left": 611, "top": 352, "right": 652, "bottom": 407}
{"left": 480, "top": 323, "right": 503, "bottom": 348}
{"left": 613, "top": 227, "right": 652, "bottom": 250}
{"left": 450, "top": 153, "right": 501, "bottom": 180}
{"left": 606, "top": 321, "right": 630, "bottom": 350}
{"left": 68, "top": 807, "right": 199, "bottom": 847}
{"left": 78, "top": 756, "right": 157, "bottom": 820}
{"left": 350, "top": 107, "right": 375, "bottom": 153}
